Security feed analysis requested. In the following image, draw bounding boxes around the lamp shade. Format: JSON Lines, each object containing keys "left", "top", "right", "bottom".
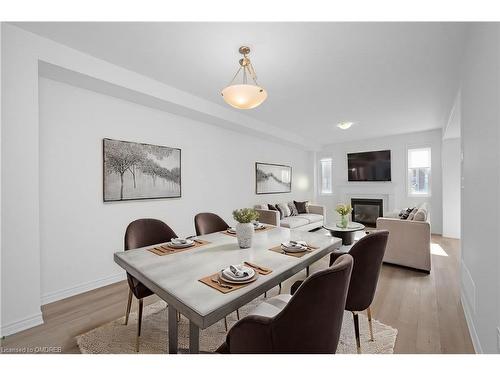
{"left": 221, "top": 84, "right": 268, "bottom": 109}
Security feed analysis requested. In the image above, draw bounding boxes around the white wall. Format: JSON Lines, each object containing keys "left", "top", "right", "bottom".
{"left": 460, "top": 23, "right": 500, "bottom": 354}
{"left": 38, "top": 77, "right": 313, "bottom": 303}
{"left": 441, "top": 138, "right": 461, "bottom": 239}
{"left": 316, "top": 129, "right": 443, "bottom": 234}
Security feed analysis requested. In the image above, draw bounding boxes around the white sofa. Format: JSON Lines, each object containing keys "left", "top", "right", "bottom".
{"left": 254, "top": 203, "right": 325, "bottom": 231}
{"left": 376, "top": 202, "right": 431, "bottom": 273}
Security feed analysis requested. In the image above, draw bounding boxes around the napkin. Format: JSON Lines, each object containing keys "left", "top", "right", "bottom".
{"left": 171, "top": 238, "right": 188, "bottom": 245}
{"left": 229, "top": 265, "right": 249, "bottom": 278}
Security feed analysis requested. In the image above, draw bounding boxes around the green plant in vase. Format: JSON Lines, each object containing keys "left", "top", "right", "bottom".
{"left": 232, "top": 208, "right": 260, "bottom": 248}
{"left": 335, "top": 204, "right": 352, "bottom": 229}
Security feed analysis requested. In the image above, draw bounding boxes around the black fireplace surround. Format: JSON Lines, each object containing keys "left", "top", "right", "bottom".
{"left": 351, "top": 198, "right": 383, "bottom": 227}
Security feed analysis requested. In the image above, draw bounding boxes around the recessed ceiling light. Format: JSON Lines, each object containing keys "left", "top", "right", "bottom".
{"left": 337, "top": 122, "right": 354, "bottom": 130}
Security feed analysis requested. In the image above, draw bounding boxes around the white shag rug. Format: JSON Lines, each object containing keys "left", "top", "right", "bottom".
{"left": 77, "top": 296, "right": 397, "bottom": 354}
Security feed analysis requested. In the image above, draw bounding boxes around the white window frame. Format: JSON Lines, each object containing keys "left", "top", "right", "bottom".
{"left": 319, "top": 157, "right": 333, "bottom": 195}
{"left": 407, "top": 146, "right": 432, "bottom": 197}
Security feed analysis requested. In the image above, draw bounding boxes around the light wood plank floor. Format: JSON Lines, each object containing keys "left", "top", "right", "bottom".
{"left": 1, "top": 234, "right": 474, "bottom": 354}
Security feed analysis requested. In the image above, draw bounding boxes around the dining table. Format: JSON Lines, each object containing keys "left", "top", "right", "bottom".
{"left": 113, "top": 225, "right": 342, "bottom": 354}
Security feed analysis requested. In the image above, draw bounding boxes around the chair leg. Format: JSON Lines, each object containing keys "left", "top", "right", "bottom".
{"left": 177, "top": 311, "right": 181, "bottom": 322}
{"left": 236, "top": 309, "right": 240, "bottom": 320}
{"left": 367, "top": 307, "right": 374, "bottom": 341}
{"left": 306, "top": 266, "right": 310, "bottom": 277}
{"left": 352, "top": 312, "right": 361, "bottom": 354}
{"left": 264, "top": 291, "right": 267, "bottom": 298}
{"left": 136, "top": 298, "right": 143, "bottom": 352}
{"left": 224, "top": 317, "right": 228, "bottom": 331}
{"left": 278, "top": 283, "right": 282, "bottom": 293}
{"left": 124, "top": 289, "right": 132, "bottom": 325}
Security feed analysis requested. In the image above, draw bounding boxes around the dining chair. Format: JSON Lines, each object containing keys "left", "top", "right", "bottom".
{"left": 216, "top": 254, "right": 353, "bottom": 354}
{"left": 292, "top": 230, "right": 389, "bottom": 353}
{"left": 194, "top": 212, "right": 240, "bottom": 330}
{"left": 124, "top": 218, "right": 178, "bottom": 352}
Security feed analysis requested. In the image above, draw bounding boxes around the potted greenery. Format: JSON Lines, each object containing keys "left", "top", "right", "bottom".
{"left": 232, "top": 208, "right": 260, "bottom": 248}
{"left": 335, "top": 204, "right": 352, "bottom": 229}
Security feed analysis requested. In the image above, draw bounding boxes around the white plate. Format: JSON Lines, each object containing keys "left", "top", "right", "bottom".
{"left": 219, "top": 270, "right": 259, "bottom": 284}
{"left": 221, "top": 265, "right": 255, "bottom": 281}
{"left": 281, "top": 242, "right": 307, "bottom": 253}
{"left": 166, "top": 240, "right": 195, "bottom": 249}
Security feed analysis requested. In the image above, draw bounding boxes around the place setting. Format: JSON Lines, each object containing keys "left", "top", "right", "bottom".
{"left": 222, "top": 221, "right": 273, "bottom": 237}
{"left": 148, "top": 237, "right": 211, "bottom": 256}
{"left": 199, "top": 262, "right": 271, "bottom": 293}
{"left": 269, "top": 240, "right": 319, "bottom": 258}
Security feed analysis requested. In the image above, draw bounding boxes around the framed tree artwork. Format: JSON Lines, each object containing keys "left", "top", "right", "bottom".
{"left": 103, "top": 138, "right": 181, "bottom": 202}
{"left": 255, "top": 162, "right": 292, "bottom": 194}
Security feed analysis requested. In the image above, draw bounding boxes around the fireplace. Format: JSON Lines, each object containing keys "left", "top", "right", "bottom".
{"left": 351, "top": 198, "right": 383, "bottom": 227}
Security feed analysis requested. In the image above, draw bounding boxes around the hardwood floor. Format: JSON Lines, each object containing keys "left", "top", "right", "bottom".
{"left": 1, "top": 235, "right": 474, "bottom": 354}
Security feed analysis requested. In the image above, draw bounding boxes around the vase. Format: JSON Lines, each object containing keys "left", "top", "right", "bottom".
{"left": 235, "top": 222, "right": 255, "bottom": 249}
{"left": 340, "top": 214, "right": 348, "bottom": 229}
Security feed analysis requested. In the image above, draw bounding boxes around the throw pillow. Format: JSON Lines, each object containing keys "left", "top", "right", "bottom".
{"left": 277, "top": 203, "right": 291, "bottom": 218}
{"left": 399, "top": 207, "right": 415, "bottom": 220}
{"left": 267, "top": 204, "right": 282, "bottom": 219}
{"left": 288, "top": 201, "right": 299, "bottom": 216}
{"left": 407, "top": 207, "right": 419, "bottom": 221}
{"left": 294, "top": 200, "right": 309, "bottom": 214}
{"left": 413, "top": 208, "right": 427, "bottom": 221}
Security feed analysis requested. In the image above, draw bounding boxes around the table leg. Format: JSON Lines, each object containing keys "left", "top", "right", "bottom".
{"left": 343, "top": 232, "right": 355, "bottom": 245}
{"left": 168, "top": 305, "right": 178, "bottom": 354}
{"left": 189, "top": 321, "right": 200, "bottom": 354}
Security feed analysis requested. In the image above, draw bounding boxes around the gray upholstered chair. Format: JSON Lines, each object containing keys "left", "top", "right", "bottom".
{"left": 124, "top": 218, "right": 177, "bottom": 352}
{"left": 216, "top": 254, "right": 353, "bottom": 354}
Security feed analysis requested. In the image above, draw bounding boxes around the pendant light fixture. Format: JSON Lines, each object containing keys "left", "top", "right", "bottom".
{"left": 221, "top": 46, "right": 268, "bottom": 109}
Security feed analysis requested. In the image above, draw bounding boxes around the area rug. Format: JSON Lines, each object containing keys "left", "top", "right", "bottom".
{"left": 77, "top": 296, "right": 397, "bottom": 354}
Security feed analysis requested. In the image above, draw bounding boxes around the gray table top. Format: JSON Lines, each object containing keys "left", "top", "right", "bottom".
{"left": 114, "top": 226, "right": 341, "bottom": 328}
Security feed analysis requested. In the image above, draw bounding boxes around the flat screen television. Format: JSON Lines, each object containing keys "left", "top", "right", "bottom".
{"left": 347, "top": 150, "right": 391, "bottom": 182}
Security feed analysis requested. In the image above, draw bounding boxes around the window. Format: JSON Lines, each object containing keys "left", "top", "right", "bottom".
{"left": 320, "top": 158, "right": 333, "bottom": 194}
{"left": 407, "top": 147, "right": 431, "bottom": 196}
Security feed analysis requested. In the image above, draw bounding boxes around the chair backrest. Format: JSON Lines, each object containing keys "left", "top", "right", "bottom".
{"left": 344, "top": 230, "right": 389, "bottom": 311}
{"left": 226, "top": 254, "right": 353, "bottom": 353}
{"left": 124, "top": 218, "right": 177, "bottom": 250}
{"left": 194, "top": 212, "right": 229, "bottom": 236}
{"left": 124, "top": 219, "right": 178, "bottom": 299}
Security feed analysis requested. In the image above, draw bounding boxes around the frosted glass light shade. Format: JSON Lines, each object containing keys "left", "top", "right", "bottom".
{"left": 221, "top": 84, "right": 268, "bottom": 109}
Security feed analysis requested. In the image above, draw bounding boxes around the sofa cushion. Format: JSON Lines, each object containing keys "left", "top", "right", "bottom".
{"left": 294, "top": 200, "right": 309, "bottom": 214}
{"left": 296, "top": 213, "right": 323, "bottom": 224}
{"left": 288, "top": 201, "right": 299, "bottom": 216}
{"left": 280, "top": 216, "right": 310, "bottom": 229}
{"left": 413, "top": 207, "right": 428, "bottom": 221}
{"left": 276, "top": 203, "right": 291, "bottom": 218}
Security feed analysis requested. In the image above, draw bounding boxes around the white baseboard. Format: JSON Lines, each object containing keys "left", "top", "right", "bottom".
{"left": 461, "top": 291, "right": 482, "bottom": 353}
{"left": 1, "top": 312, "right": 44, "bottom": 337}
{"left": 41, "top": 272, "right": 126, "bottom": 305}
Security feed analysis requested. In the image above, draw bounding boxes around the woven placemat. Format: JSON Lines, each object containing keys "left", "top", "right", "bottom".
{"left": 268, "top": 244, "right": 319, "bottom": 258}
{"left": 199, "top": 272, "right": 258, "bottom": 294}
{"left": 147, "top": 239, "right": 211, "bottom": 256}
{"left": 220, "top": 225, "right": 275, "bottom": 237}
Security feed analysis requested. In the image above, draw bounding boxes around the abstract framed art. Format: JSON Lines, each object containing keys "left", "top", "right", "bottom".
{"left": 255, "top": 162, "right": 292, "bottom": 194}
{"left": 103, "top": 138, "right": 181, "bottom": 202}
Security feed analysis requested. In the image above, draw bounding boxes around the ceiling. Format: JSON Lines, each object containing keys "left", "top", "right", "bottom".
{"left": 15, "top": 22, "right": 467, "bottom": 145}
